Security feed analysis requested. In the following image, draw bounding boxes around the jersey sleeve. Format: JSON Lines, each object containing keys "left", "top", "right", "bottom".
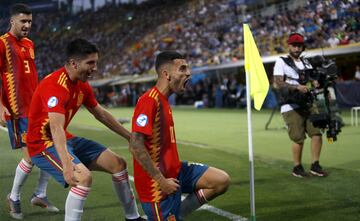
{"left": 273, "top": 57, "right": 285, "bottom": 76}
{"left": 83, "top": 83, "right": 98, "bottom": 108}
{"left": 41, "top": 85, "right": 69, "bottom": 114}
{"left": 132, "top": 96, "right": 156, "bottom": 136}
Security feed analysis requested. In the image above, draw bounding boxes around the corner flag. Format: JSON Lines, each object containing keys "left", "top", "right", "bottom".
{"left": 243, "top": 23, "right": 270, "bottom": 221}
{"left": 243, "top": 24, "right": 269, "bottom": 110}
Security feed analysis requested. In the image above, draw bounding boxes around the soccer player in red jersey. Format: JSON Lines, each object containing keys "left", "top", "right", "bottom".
{"left": 0, "top": 4, "right": 58, "bottom": 219}
{"left": 130, "top": 51, "right": 230, "bottom": 221}
{"left": 26, "top": 38, "right": 145, "bottom": 221}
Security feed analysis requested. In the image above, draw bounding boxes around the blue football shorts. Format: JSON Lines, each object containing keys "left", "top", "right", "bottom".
{"left": 6, "top": 117, "right": 28, "bottom": 149}
{"left": 31, "top": 136, "right": 107, "bottom": 187}
{"left": 141, "top": 161, "right": 209, "bottom": 221}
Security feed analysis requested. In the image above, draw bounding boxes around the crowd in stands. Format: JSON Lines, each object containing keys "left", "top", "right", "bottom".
{"left": 0, "top": 0, "right": 359, "bottom": 108}
{"left": 1, "top": 0, "right": 359, "bottom": 79}
{"left": 94, "top": 72, "right": 280, "bottom": 109}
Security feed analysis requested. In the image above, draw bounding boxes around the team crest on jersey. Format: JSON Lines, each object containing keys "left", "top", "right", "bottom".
{"left": 47, "top": 96, "right": 58, "bottom": 108}
{"left": 29, "top": 48, "right": 35, "bottom": 59}
{"left": 77, "top": 91, "right": 84, "bottom": 106}
{"left": 136, "top": 114, "right": 148, "bottom": 127}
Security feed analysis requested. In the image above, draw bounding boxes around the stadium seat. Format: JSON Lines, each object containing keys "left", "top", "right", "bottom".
{"left": 351, "top": 106, "right": 360, "bottom": 126}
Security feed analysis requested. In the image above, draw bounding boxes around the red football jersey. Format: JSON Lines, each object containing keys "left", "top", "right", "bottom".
{"left": 26, "top": 67, "right": 98, "bottom": 156}
{"left": 132, "top": 87, "right": 181, "bottom": 202}
{"left": 0, "top": 32, "right": 38, "bottom": 118}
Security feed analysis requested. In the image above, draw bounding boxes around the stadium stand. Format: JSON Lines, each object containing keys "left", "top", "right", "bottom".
{"left": 0, "top": 0, "right": 359, "bottom": 107}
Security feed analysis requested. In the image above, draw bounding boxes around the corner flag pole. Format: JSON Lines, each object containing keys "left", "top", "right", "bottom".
{"left": 245, "top": 69, "right": 256, "bottom": 221}
{"left": 243, "top": 23, "right": 270, "bottom": 221}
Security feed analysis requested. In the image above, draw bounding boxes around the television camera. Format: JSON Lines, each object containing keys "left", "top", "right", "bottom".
{"left": 306, "top": 56, "right": 342, "bottom": 142}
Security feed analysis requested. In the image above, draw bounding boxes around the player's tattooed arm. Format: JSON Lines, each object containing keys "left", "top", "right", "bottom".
{"left": 129, "top": 132, "right": 180, "bottom": 194}
{"left": 129, "top": 132, "right": 162, "bottom": 179}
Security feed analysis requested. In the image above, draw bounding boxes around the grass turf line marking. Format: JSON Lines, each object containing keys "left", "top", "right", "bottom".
{"left": 177, "top": 140, "right": 208, "bottom": 148}
{"left": 178, "top": 195, "right": 247, "bottom": 221}
{"left": 1, "top": 125, "right": 247, "bottom": 221}
{"left": 198, "top": 204, "right": 247, "bottom": 221}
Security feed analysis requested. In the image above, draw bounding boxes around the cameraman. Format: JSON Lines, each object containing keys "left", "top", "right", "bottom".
{"left": 273, "top": 33, "right": 327, "bottom": 178}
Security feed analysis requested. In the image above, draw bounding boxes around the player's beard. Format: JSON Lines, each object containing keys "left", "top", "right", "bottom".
{"left": 21, "top": 30, "right": 29, "bottom": 37}
{"left": 290, "top": 51, "right": 302, "bottom": 59}
{"left": 78, "top": 71, "right": 91, "bottom": 82}
{"left": 183, "top": 78, "right": 191, "bottom": 91}
{"left": 20, "top": 27, "right": 30, "bottom": 37}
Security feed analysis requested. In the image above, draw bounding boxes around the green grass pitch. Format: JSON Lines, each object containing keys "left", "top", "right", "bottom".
{"left": 1, "top": 107, "right": 359, "bottom": 221}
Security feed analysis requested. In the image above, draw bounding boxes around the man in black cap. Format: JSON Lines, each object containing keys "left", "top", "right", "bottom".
{"left": 273, "top": 33, "right": 327, "bottom": 178}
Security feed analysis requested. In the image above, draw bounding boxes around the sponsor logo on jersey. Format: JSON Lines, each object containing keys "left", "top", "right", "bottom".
{"left": 136, "top": 114, "right": 148, "bottom": 127}
{"left": 47, "top": 96, "right": 58, "bottom": 108}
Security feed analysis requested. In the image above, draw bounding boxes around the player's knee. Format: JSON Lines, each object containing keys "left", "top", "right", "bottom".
{"left": 215, "top": 170, "right": 231, "bottom": 194}
{"left": 78, "top": 170, "right": 93, "bottom": 186}
{"left": 112, "top": 155, "right": 127, "bottom": 173}
{"left": 23, "top": 157, "right": 32, "bottom": 165}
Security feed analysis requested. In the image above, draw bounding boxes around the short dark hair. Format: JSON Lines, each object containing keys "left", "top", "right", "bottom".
{"left": 66, "top": 38, "right": 99, "bottom": 61}
{"left": 10, "top": 3, "right": 32, "bottom": 16}
{"left": 155, "top": 51, "right": 185, "bottom": 73}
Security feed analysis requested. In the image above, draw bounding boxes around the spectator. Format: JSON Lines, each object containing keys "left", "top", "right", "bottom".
{"left": 355, "top": 65, "right": 360, "bottom": 81}
{"left": 327, "top": 32, "right": 340, "bottom": 47}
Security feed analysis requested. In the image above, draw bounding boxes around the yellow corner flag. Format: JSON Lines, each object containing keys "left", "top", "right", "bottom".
{"left": 243, "top": 24, "right": 269, "bottom": 110}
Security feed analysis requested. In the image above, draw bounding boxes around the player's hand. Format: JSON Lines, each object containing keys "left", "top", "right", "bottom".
{"left": 0, "top": 105, "right": 9, "bottom": 127}
{"left": 157, "top": 177, "right": 180, "bottom": 195}
{"left": 296, "top": 85, "right": 308, "bottom": 93}
{"left": 63, "top": 161, "right": 79, "bottom": 186}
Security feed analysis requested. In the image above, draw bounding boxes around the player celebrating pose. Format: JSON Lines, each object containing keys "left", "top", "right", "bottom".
{"left": 26, "top": 38, "right": 145, "bottom": 221}
{"left": 129, "top": 51, "right": 230, "bottom": 220}
{"left": 0, "top": 4, "right": 58, "bottom": 219}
